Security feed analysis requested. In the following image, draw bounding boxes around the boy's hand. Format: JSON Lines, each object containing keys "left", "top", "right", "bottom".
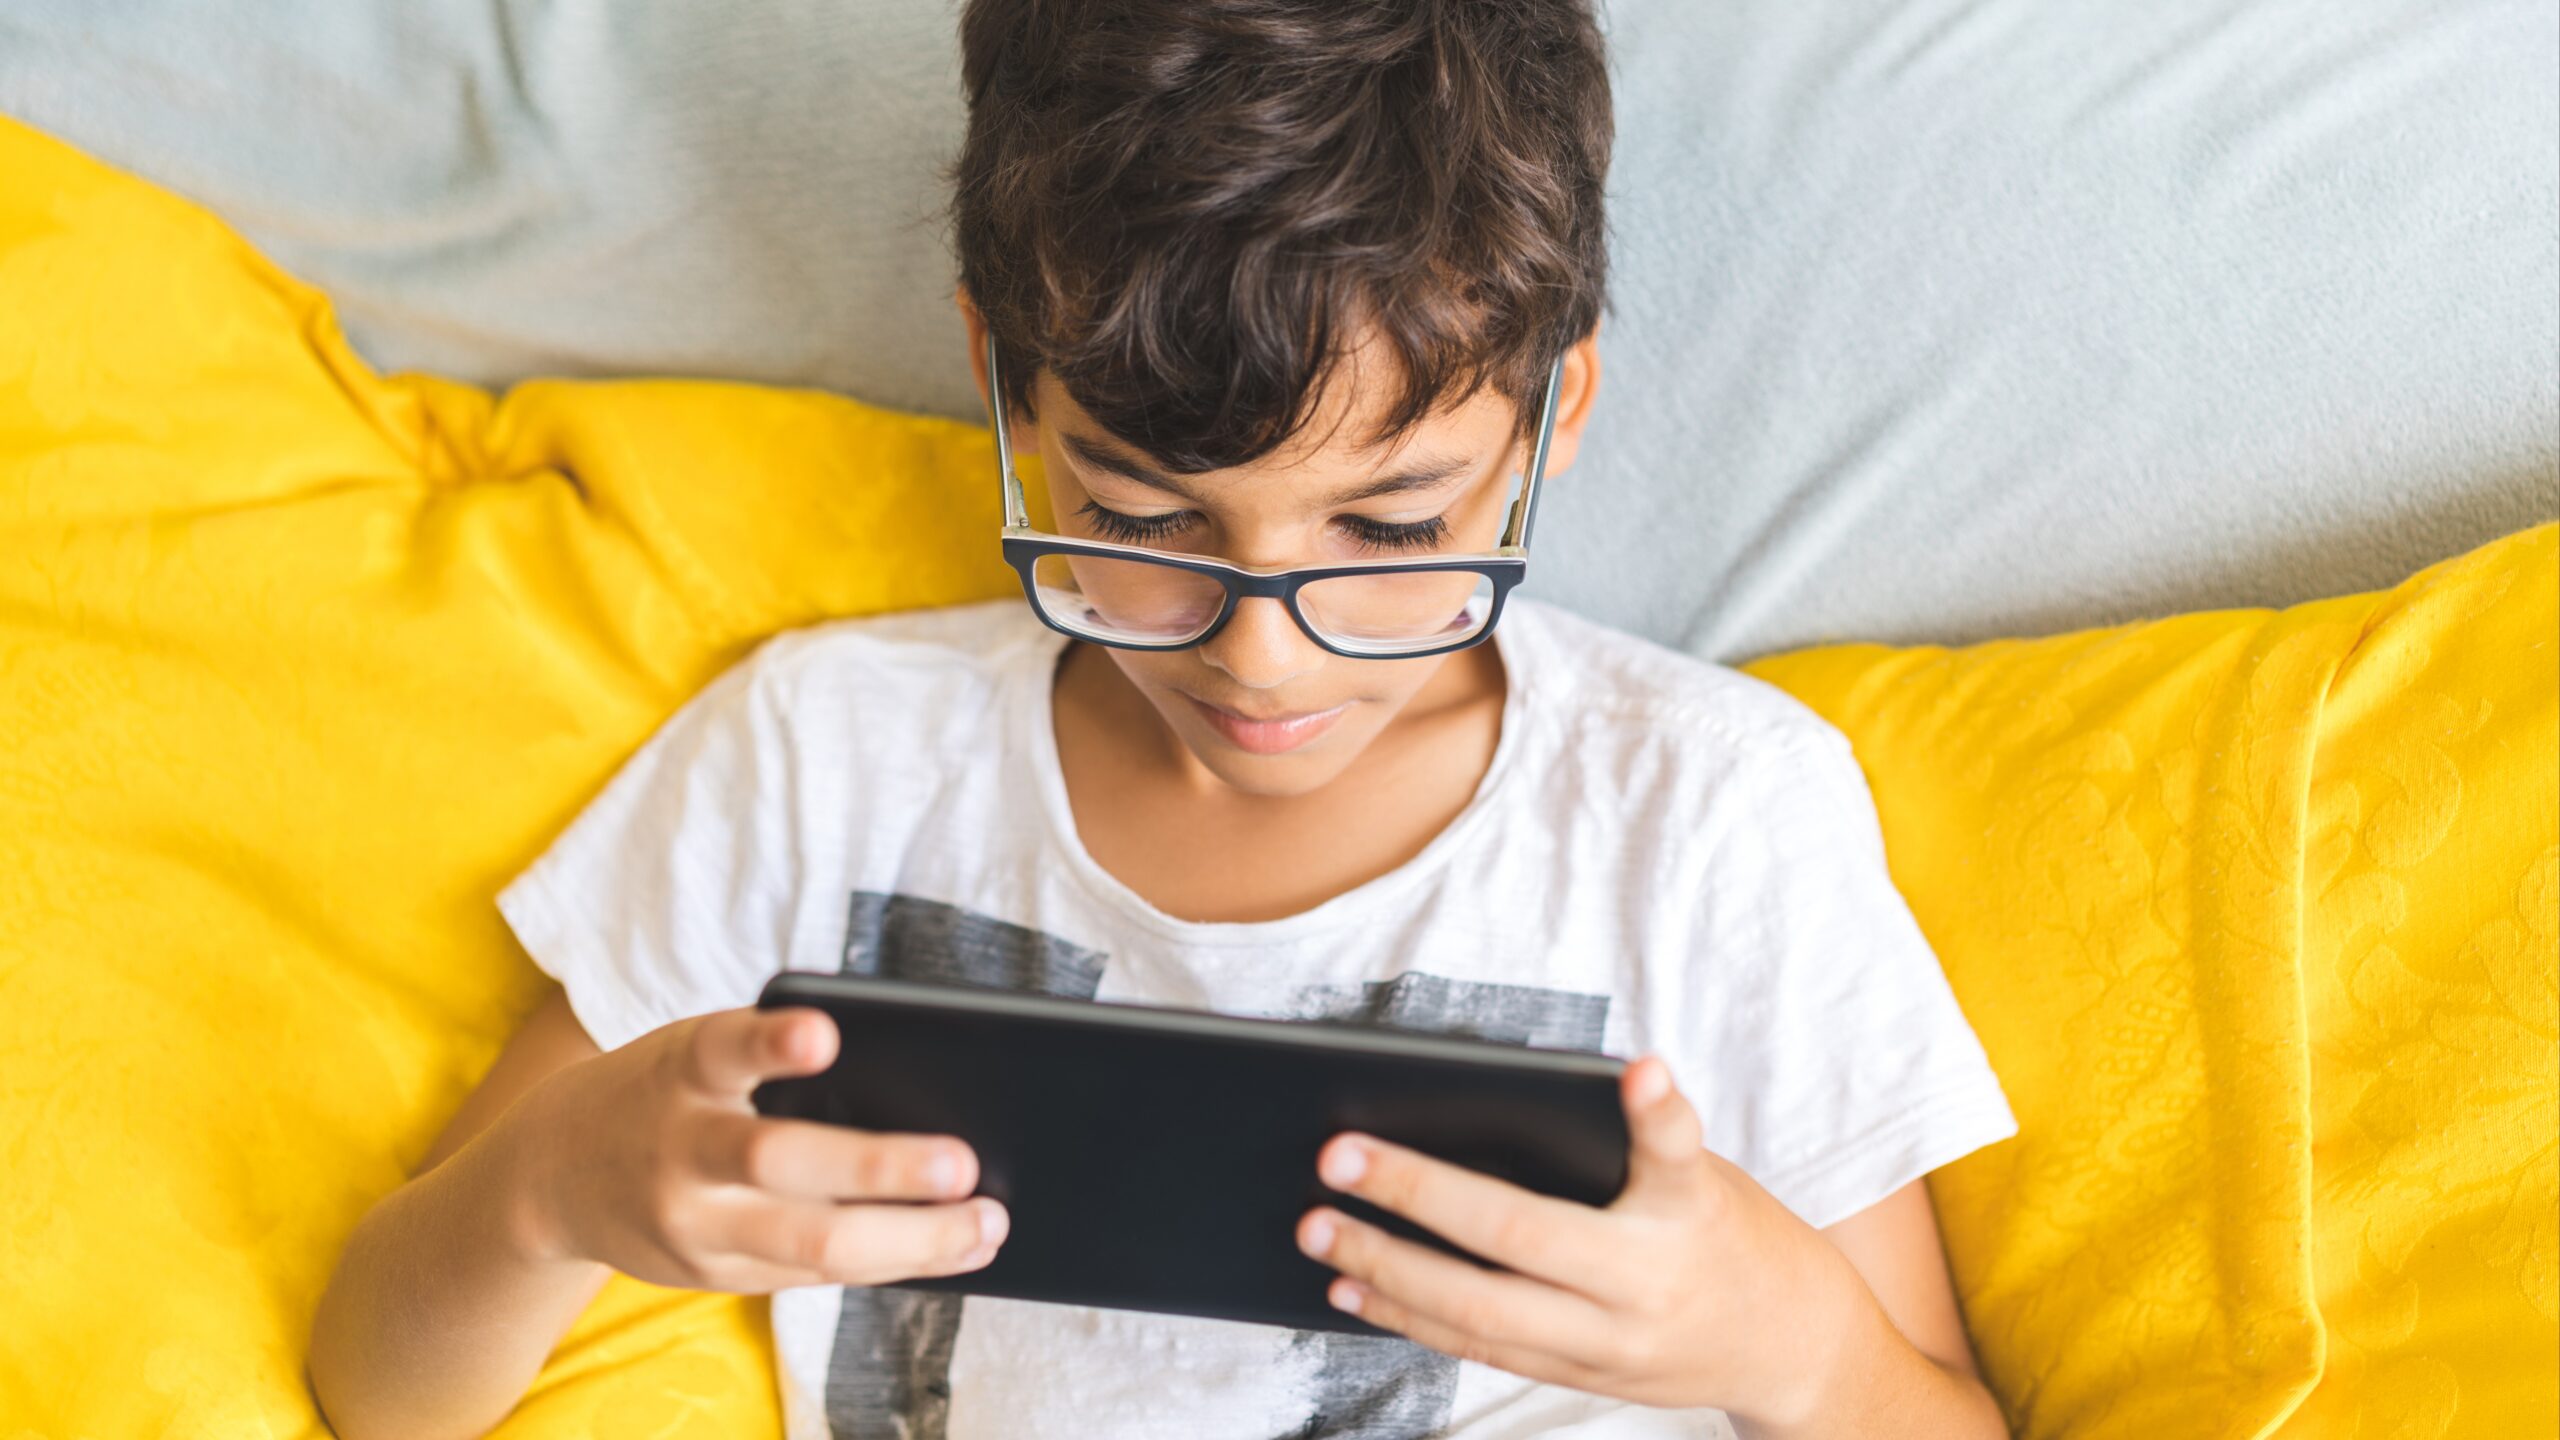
{"left": 506, "top": 1004, "right": 1007, "bottom": 1293}
{"left": 1296, "top": 1057, "right": 1867, "bottom": 1425}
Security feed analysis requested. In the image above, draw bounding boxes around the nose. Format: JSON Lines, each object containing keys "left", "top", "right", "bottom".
{"left": 1198, "top": 595, "right": 1326, "bottom": 689}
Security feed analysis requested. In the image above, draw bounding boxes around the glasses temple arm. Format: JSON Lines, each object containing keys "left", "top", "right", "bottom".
{"left": 1502, "top": 356, "right": 1565, "bottom": 550}
{"left": 986, "top": 331, "right": 1031, "bottom": 529}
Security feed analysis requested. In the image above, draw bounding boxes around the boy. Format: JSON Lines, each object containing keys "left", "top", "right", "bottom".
{"left": 312, "top": 2, "right": 2016, "bottom": 1436}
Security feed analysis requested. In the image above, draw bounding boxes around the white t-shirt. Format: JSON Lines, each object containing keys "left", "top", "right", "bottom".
{"left": 498, "top": 597, "right": 2015, "bottom": 1440}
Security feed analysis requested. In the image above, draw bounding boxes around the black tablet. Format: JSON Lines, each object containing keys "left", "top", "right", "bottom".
{"left": 751, "top": 971, "right": 1630, "bottom": 1334}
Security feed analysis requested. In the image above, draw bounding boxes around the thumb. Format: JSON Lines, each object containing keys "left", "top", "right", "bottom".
{"left": 1617, "top": 1055, "right": 1708, "bottom": 1203}
{"left": 681, "top": 1004, "right": 839, "bottom": 1098}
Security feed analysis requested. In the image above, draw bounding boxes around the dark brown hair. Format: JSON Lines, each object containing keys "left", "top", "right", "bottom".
{"left": 954, "top": 0, "right": 1612, "bottom": 474}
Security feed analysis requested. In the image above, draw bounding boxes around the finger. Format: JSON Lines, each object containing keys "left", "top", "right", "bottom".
{"left": 1316, "top": 1133, "right": 1619, "bottom": 1293}
{"left": 1616, "top": 1056, "right": 1709, "bottom": 1207}
{"left": 1299, "top": 1207, "right": 1614, "bottom": 1370}
{"left": 1326, "top": 1276, "right": 1607, "bottom": 1393}
{"left": 714, "top": 1194, "right": 1009, "bottom": 1287}
{"left": 670, "top": 1254, "right": 834, "bottom": 1296}
{"left": 681, "top": 1005, "right": 838, "bottom": 1098}
{"left": 698, "top": 1114, "right": 978, "bottom": 1202}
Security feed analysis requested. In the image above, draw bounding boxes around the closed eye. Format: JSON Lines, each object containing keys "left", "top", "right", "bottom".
{"left": 1077, "top": 501, "right": 1197, "bottom": 545}
{"left": 1079, "top": 501, "right": 1453, "bottom": 554}
{"left": 1336, "top": 514, "right": 1451, "bottom": 554}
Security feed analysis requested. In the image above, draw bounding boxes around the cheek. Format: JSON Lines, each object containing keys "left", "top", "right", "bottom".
{"left": 1452, "top": 474, "right": 1518, "bottom": 549}
{"left": 1105, "top": 645, "right": 1201, "bottom": 698}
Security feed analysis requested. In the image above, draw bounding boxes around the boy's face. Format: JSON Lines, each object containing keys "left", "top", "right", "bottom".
{"left": 965, "top": 308, "right": 1601, "bottom": 798}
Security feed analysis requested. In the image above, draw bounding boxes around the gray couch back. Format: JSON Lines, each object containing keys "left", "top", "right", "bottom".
{"left": 4, "top": 0, "right": 2550, "bottom": 657}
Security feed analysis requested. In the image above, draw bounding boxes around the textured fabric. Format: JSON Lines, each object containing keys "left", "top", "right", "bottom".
{"left": 494, "top": 597, "right": 2013, "bottom": 1437}
{"left": 4, "top": 117, "right": 2554, "bottom": 1439}
{"left": 1, "top": 1, "right": 2551, "bottom": 660}
{"left": 1747, "top": 527, "right": 2559, "bottom": 1436}
{"left": 0, "top": 115, "right": 1002, "bottom": 1439}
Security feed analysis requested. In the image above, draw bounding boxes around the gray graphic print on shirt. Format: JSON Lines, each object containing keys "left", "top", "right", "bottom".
{"left": 823, "top": 893, "right": 1107, "bottom": 1440}
{"left": 1278, "top": 970, "right": 1610, "bottom": 1051}
{"left": 837, "top": 889, "right": 1110, "bottom": 997}
{"left": 821, "top": 891, "right": 1609, "bottom": 1440}
{"left": 1273, "top": 973, "right": 1610, "bottom": 1438}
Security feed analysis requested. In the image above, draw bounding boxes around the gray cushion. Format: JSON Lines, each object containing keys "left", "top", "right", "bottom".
{"left": 3, "top": 0, "right": 2551, "bottom": 657}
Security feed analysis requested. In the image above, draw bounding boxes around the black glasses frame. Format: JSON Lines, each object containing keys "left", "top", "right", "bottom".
{"left": 983, "top": 333, "right": 1564, "bottom": 659}
{"left": 1001, "top": 533, "right": 1527, "bottom": 658}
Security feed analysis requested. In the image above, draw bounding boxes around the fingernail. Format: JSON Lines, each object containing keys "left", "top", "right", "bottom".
{"left": 927, "top": 1151, "right": 960, "bottom": 1195}
{"left": 1631, "top": 1059, "right": 1671, "bottom": 1106}
{"left": 977, "top": 1199, "right": 1009, "bottom": 1247}
{"left": 1302, "top": 1212, "right": 1336, "bottom": 1258}
{"left": 957, "top": 1243, "right": 996, "bottom": 1270}
{"left": 1329, "top": 1279, "right": 1364, "bottom": 1315}
{"left": 1320, "top": 1138, "right": 1368, "bottom": 1189}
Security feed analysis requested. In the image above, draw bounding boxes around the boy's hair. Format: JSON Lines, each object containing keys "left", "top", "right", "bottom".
{"left": 954, "top": 0, "right": 1612, "bottom": 474}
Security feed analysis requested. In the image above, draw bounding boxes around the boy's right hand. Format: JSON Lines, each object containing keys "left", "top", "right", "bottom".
{"left": 505, "top": 1003, "right": 1007, "bottom": 1293}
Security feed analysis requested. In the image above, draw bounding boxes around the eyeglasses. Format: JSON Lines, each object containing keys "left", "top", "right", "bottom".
{"left": 984, "top": 334, "right": 1563, "bottom": 659}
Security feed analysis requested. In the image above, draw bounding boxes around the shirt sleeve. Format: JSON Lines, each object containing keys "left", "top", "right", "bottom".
{"left": 496, "top": 645, "right": 811, "bottom": 1053}
{"left": 1684, "top": 723, "right": 2018, "bottom": 1232}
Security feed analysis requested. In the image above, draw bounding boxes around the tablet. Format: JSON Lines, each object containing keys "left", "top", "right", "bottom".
{"left": 751, "top": 971, "right": 1629, "bottom": 1334}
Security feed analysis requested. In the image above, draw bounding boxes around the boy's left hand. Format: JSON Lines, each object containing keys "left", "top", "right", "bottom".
{"left": 1296, "top": 1055, "right": 1865, "bottom": 1422}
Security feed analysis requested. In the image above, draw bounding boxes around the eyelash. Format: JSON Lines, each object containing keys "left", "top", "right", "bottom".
{"left": 1337, "top": 514, "right": 1452, "bottom": 554}
{"left": 1077, "top": 502, "right": 1194, "bottom": 545}
{"left": 1076, "top": 502, "right": 1452, "bottom": 555}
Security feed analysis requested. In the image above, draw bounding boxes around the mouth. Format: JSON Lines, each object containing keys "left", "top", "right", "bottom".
{"left": 1183, "top": 695, "right": 1351, "bottom": 756}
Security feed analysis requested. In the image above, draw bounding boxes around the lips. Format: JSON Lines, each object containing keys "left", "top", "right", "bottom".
{"left": 1184, "top": 696, "right": 1350, "bottom": 755}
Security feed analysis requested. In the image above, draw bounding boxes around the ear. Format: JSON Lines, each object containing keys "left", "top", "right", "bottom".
{"left": 1528, "top": 326, "right": 1603, "bottom": 479}
{"left": 956, "top": 288, "right": 996, "bottom": 418}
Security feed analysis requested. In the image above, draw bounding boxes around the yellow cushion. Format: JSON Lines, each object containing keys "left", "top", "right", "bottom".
{"left": 3, "top": 113, "right": 2552, "bottom": 1439}
{"left": 1747, "top": 528, "right": 2558, "bottom": 1435}
{"left": 0, "top": 116, "right": 1019, "bottom": 1437}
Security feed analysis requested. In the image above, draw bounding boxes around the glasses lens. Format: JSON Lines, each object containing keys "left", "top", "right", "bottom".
{"left": 1029, "top": 552, "right": 1226, "bottom": 646}
{"left": 1297, "top": 570, "right": 1497, "bottom": 655}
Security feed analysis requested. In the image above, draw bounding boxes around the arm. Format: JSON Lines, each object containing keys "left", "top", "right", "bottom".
{"left": 1791, "top": 1178, "right": 2004, "bottom": 1437}
{"left": 308, "top": 987, "right": 1006, "bottom": 1440}
{"left": 307, "top": 991, "right": 611, "bottom": 1440}
{"left": 1296, "top": 1056, "right": 2008, "bottom": 1437}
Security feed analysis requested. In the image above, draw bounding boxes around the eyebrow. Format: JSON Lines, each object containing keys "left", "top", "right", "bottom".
{"left": 1059, "top": 432, "right": 1475, "bottom": 508}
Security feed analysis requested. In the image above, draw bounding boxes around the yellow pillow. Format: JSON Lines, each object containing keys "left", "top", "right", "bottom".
{"left": 1748, "top": 528, "right": 2558, "bottom": 1435}
{"left": 3, "top": 113, "right": 2551, "bottom": 1439}
{"left": 0, "top": 116, "right": 1014, "bottom": 1437}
